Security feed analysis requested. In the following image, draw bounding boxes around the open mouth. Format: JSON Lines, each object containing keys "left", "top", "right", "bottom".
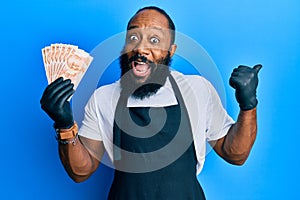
{"left": 131, "top": 60, "right": 151, "bottom": 78}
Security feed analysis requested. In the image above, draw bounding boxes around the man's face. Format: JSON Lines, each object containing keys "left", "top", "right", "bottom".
{"left": 120, "top": 9, "right": 177, "bottom": 84}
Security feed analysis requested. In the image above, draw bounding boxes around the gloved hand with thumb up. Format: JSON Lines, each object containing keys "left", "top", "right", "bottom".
{"left": 229, "top": 64, "right": 262, "bottom": 111}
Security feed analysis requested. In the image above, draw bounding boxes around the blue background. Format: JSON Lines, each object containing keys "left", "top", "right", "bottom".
{"left": 1, "top": 0, "right": 299, "bottom": 199}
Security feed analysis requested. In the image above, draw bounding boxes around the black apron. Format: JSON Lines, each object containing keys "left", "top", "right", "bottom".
{"left": 109, "top": 75, "right": 206, "bottom": 200}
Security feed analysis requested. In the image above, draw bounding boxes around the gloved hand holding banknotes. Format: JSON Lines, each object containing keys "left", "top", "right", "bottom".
{"left": 40, "top": 43, "right": 93, "bottom": 129}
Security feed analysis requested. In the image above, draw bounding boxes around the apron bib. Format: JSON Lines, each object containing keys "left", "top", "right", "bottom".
{"left": 109, "top": 75, "right": 206, "bottom": 200}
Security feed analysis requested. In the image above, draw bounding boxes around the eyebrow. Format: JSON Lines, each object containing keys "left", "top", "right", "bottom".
{"left": 127, "top": 25, "right": 139, "bottom": 30}
{"left": 127, "top": 25, "right": 166, "bottom": 35}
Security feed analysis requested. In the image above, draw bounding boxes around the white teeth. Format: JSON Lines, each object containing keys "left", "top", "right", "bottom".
{"left": 137, "top": 69, "right": 146, "bottom": 72}
{"left": 135, "top": 61, "right": 145, "bottom": 65}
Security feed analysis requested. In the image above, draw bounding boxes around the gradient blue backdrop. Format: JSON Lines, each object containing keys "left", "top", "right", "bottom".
{"left": 1, "top": 0, "right": 299, "bottom": 199}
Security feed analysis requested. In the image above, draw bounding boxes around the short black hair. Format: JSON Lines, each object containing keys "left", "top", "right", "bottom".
{"left": 126, "top": 6, "right": 176, "bottom": 44}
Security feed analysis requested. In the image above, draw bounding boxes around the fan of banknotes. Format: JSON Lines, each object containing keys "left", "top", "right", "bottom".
{"left": 41, "top": 43, "right": 93, "bottom": 90}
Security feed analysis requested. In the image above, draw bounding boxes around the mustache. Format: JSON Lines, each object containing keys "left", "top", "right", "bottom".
{"left": 128, "top": 54, "right": 153, "bottom": 65}
{"left": 119, "top": 51, "right": 172, "bottom": 77}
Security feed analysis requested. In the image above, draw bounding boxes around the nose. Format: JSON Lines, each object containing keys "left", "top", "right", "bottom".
{"left": 133, "top": 39, "right": 150, "bottom": 55}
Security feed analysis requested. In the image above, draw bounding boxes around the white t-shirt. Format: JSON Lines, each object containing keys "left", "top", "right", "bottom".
{"left": 79, "top": 70, "right": 235, "bottom": 175}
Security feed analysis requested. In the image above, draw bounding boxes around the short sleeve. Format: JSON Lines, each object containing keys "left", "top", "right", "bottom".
{"left": 205, "top": 80, "right": 235, "bottom": 141}
{"left": 78, "top": 92, "right": 103, "bottom": 141}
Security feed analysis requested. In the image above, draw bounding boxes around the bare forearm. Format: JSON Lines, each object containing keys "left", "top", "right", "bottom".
{"left": 58, "top": 136, "right": 98, "bottom": 182}
{"left": 212, "top": 64, "right": 261, "bottom": 165}
{"left": 222, "top": 108, "right": 257, "bottom": 164}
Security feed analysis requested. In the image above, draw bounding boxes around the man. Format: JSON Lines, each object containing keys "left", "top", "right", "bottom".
{"left": 40, "top": 6, "right": 261, "bottom": 199}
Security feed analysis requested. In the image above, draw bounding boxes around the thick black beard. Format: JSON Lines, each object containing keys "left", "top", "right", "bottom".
{"left": 119, "top": 52, "right": 172, "bottom": 100}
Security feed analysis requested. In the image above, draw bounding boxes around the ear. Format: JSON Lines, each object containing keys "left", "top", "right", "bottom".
{"left": 169, "top": 44, "right": 177, "bottom": 57}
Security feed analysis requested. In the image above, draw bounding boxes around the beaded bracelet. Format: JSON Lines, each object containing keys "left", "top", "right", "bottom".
{"left": 56, "top": 133, "right": 79, "bottom": 145}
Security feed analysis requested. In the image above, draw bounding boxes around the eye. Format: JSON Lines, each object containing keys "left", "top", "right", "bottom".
{"left": 150, "top": 37, "right": 160, "bottom": 44}
{"left": 129, "top": 35, "right": 138, "bottom": 41}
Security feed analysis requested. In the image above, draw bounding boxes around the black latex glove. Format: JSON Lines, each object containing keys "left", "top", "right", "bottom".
{"left": 40, "top": 77, "right": 75, "bottom": 129}
{"left": 229, "top": 64, "right": 262, "bottom": 111}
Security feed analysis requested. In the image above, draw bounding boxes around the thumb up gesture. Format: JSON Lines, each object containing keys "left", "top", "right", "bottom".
{"left": 229, "top": 64, "right": 262, "bottom": 111}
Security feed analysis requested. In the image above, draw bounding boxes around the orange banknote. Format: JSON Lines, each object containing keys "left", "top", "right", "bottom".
{"left": 41, "top": 43, "right": 93, "bottom": 90}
